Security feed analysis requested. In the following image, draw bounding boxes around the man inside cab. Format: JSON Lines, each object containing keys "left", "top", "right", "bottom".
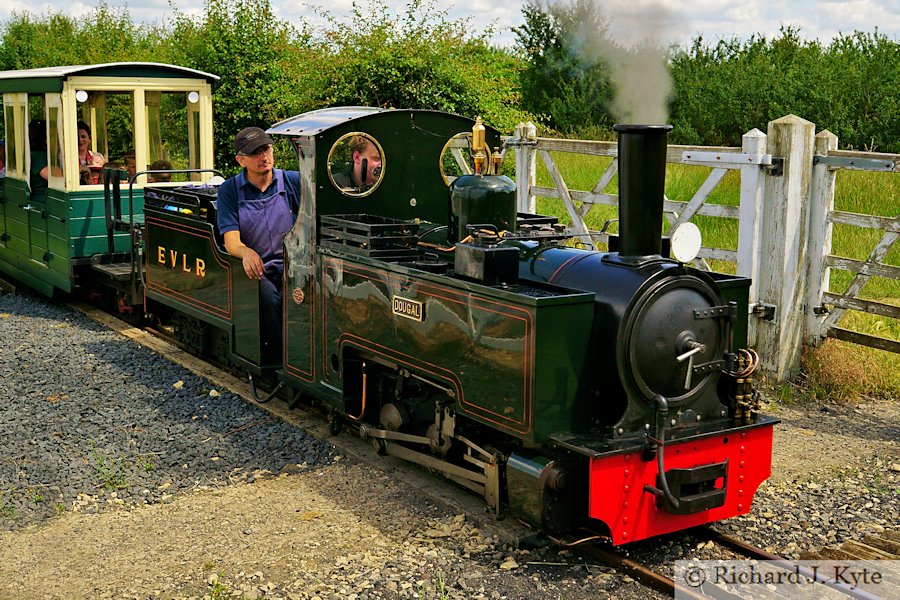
{"left": 332, "top": 135, "right": 382, "bottom": 192}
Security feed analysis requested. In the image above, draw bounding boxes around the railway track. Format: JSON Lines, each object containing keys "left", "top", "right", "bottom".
{"left": 558, "top": 523, "right": 899, "bottom": 598}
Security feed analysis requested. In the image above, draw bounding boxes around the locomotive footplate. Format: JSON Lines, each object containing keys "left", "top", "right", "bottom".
{"left": 552, "top": 417, "right": 778, "bottom": 545}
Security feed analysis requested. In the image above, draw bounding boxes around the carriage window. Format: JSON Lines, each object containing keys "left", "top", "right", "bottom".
{"left": 144, "top": 90, "right": 196, "bottom": 183}
{"left": 3, "top": 94, "right": 26, "bottom": 179}
{"left": 4, "top": 103, "right": 17, "bottom": 177}
{"left": 46, "top": 96, "right": 65, "bottom": 188}
{"left": 74, "top": 90, "right": 119, "bottom": 185}
{"left": 439, "top": 132, "right": 474, "bottom": 186}
{"left": 95, "top": 92, "right": 131, "bottom": 181}
{"left": 27, "top": 95, "right": 48, "bottom": 197}
{"left": 327, "top": 132, "right": 385, "bottom": 197}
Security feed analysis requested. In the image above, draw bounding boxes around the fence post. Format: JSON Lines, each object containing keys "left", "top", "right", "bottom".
{"left": 736, "top": 128, "right": 767, "bottom": 346}
{"left": 512, "top": 121, "right": 537, "bottom": 213}
{"left": 805, "top": 130, "right": 839, "bottom": 344}
{"left": 754, "top": 115, "right": 816, "bottom": 381}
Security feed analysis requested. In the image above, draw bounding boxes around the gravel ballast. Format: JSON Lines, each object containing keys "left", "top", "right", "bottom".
{"left": 0, "top": 292, "right": 335, "bottom": 527}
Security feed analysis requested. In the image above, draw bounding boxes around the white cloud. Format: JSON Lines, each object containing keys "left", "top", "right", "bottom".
{"left": 0, "top": 0, "right": 896, "bottom": 48}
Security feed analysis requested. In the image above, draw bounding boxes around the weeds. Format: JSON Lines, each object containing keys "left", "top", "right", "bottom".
{"left": 204, "top": 573, "right": 234, "bottom": 600}
{"left": 0, "top": 491, "right": 15, "bottom": 519}
{"left": 416, "top": 571, "right": 450, "bottom": 600}
{"left": 138, "top": 456, "right": 157, "bottom": 473}
{"left": 88, "top": 442, "right": 130, "bottom": 491}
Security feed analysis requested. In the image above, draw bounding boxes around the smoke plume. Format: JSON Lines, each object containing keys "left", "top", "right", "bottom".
{"left": 574, "top": 1, "right": 681, "bottom": 124}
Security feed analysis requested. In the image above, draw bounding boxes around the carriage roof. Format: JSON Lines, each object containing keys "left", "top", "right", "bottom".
{"left": 0, "top": 62, "right": 220, "bottom": 93}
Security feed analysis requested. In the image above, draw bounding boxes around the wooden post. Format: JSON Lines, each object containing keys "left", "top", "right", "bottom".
{"left": 736, "top": 128, "right": 767, "bottom": 346}
{"left": 805, "top": 130, "right": 838, "bottom": 344}
{"left": 754, "top": 115, "right": 816, "bottom": 381}
{"left": 512, "top": 121, "right": 537, "bottom": 214}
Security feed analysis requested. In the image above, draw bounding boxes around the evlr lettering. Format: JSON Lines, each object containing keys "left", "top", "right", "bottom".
{"left": 156, "top": 246, "right": 206, "bottom": 277}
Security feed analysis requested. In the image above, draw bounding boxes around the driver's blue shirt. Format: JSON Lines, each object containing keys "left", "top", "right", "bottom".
{"left": 216, "top": 168, "right": 302, "bottom": 236}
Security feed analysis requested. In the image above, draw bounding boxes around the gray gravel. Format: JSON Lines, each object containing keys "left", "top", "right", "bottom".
{"left": 0, "top": 292, "right": 335, "bottom": 528}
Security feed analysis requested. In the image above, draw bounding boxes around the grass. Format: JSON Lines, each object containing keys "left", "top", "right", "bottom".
{"left": 416, "top": 571, "right": 450, "bottom": 599}
{"left": 527, "top": 148, "right": 900, "bottom": 401}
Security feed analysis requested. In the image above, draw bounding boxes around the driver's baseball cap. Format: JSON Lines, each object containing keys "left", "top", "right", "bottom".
{"left": 234, "top": 127, "right": 274, "bottom": 155}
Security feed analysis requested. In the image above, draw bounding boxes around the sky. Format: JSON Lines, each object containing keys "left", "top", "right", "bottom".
{"left": 0, "top": 0, "right": 898, "bottom": 49}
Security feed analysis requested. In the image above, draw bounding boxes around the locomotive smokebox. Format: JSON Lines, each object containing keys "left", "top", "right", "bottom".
{"left": 614, "top": 124, "right": 673, "bottom": 257}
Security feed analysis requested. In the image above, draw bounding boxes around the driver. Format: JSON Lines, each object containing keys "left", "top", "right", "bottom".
{"left": 217, "top": 127, "right": 302, "bottom": 363}
{"left": 333, "top": 135, "right": 382, "bottom": 192}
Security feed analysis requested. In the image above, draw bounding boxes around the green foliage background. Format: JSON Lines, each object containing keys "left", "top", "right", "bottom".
{"left": 0, "top": 0, "right": 898, "bottom": 158}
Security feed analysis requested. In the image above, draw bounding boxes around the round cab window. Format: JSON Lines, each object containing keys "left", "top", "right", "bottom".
{"left": 327, "top": 133, "right": 385, "bottom": 197}
{"left": 439, "top": 132, "right": 474, "bottom": 186}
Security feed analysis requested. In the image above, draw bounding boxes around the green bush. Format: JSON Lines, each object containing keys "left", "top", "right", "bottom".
{"left": 2, "top": 2, "right": 896, "bottom": 154}
{"left": 0, "top": 3, "right": 161, "bottom": 69}
{"left": 668, "top": 27, "right": 900, "bottom": 152}
{"left": 303, "top": 0, "right": 533, "bottom": 133}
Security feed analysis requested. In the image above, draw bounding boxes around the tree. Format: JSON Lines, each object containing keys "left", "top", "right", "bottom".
{"left": 163, "top": 0, "right": 304, "bottom": 172}
{"left": 513, "top": 0, "right": 615, "bottom": 134}
{"left": 303, "top": 0, "right": 532, "bottom": 133}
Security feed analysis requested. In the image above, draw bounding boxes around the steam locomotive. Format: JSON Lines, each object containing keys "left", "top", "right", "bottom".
{"left": 0, "top": 60, "right": 774, "bottom": 541}
{"left": 139, "top": 108, "right": 776, "bottom": 545}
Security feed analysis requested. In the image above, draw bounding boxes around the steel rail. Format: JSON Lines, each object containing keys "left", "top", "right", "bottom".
{"left": 697, "top": 528, "right": 883, "bottom": 600}
{"left": 576, "top": 542, "right": 706, "bottom": 600}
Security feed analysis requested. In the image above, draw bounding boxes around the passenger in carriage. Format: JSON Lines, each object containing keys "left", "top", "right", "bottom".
{"left": 76, "top": 121, "right": 105, "bottom": 184}
{"left": 148, "top": 159, "right": 173, "bottom": 183}
{"left": 217, "top": 127, "right": 302, "bottom": 363}
{"left": 123, "top": 153, "right": 137, "bottom": 181}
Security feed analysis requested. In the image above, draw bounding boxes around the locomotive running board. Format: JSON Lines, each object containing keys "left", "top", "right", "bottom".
{"left": 380, "top": 441, "right": 501, "bottom": 515}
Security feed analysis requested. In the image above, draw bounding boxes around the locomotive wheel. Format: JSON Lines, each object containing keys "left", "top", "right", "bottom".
{"left": 371, "top": 438, "right": 386, "bottom": 455}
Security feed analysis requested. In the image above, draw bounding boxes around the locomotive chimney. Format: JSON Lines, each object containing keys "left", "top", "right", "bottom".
{"left": 613, "top": 124, "right": 673, "bottom": 257}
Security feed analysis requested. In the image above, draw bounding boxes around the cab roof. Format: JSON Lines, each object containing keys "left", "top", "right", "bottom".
{"left": 0, "top": 62, "right": 220, "bottom": 94}
{"left": 268, "top": 107, "right": 386, "bottom": 138}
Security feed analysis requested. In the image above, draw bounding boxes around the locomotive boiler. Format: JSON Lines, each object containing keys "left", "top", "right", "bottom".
{"left": 137, "top": 107, "right": 775, "bottom": 545}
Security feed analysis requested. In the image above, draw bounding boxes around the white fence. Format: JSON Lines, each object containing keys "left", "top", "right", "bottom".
{"left": 505, "top": 115, "right": 900, "bottom": 381}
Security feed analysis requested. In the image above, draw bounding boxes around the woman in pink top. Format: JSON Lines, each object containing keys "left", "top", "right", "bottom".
{"left": 77, "top": 120, "right": 105, "bottom": 183}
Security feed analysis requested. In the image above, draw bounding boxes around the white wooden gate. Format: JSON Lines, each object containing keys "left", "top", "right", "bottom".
{"left": 505, "top": 116, "right": 900, "bottom": 380}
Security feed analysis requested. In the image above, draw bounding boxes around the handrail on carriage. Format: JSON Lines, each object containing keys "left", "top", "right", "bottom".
{"left": 101, "top": 167, "right": 226, "bottom": 293}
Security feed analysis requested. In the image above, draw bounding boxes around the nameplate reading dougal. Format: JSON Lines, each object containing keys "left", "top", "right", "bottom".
{"left": 392, "top": 296, "right": 423, "bottom": 322}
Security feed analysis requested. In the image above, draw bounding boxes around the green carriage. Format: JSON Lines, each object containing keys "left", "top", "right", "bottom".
{"left": 0, "top": 62, "right": 218, "bottom": 298}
